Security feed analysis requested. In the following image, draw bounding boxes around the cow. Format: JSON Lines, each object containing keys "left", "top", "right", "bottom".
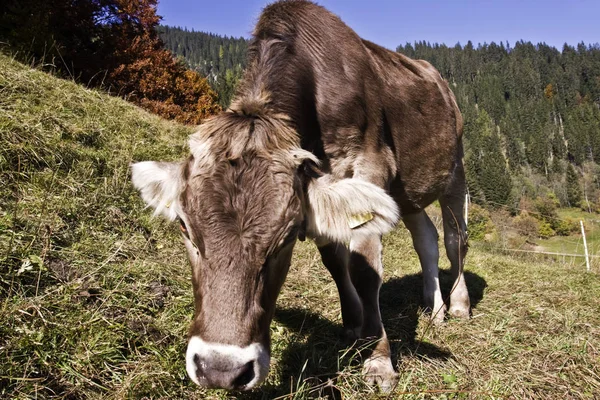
{"left": 131, "top": 0, "right": 470, "bottom": 392}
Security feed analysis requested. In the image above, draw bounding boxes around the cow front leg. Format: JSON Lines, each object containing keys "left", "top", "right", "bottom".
{"left": 317, "top": 239, "right": 363, "bottom": 342}
{"left": 349, "top": 235, "right": 398, "bottom": 392}
{"left": 403, "top": 211, "right": 446, "bottom": 324}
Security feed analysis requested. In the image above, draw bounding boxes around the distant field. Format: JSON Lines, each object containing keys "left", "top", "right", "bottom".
{"left": 1, "top": 54, "right": 599, "bottom": 399}
{"left": 534, "top": 209, "right": 600, "bottom": 270}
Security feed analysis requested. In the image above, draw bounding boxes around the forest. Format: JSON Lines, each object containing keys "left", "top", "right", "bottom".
{"left": 159, "top": 27, "right": 600, "bottom": 233}
{"left": 158, "top": 26, "right": 248, "bottom": 108}
{"left": 397, "top": 41, "right": 600, "bottom": 210}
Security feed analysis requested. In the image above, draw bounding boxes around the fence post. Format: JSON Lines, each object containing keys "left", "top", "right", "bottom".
{"left": 464, "top": 193, "right": 469, "bottom": 227}
{"left": 581, "top": 220, "right": 590, "bottom": 272}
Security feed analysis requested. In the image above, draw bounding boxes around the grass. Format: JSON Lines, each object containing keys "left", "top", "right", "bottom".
{"left": 537, "top": 209, "right": 600, "bottom": 254}
{"left": 1, "top": 53, "right": 600, "bottom": 399}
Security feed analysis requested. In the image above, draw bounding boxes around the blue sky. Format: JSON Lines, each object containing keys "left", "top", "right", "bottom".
{"left": 157, "top": 0, "right": 599, "bottom": 51}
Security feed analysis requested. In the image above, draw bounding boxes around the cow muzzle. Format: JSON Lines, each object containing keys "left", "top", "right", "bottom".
{"left": 185, "top": 336, "right": 270, "bottom": 390}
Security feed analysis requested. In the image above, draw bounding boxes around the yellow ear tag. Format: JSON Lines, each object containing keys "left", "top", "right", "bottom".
{"left": 348, "top": 212, "right": 374, "bottom": 229}
{"left": 165, "top": 201, "right": 172, "bottom": 209}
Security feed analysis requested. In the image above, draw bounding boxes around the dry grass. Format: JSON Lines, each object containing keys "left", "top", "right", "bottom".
{"left": 1, "top": 53, "right": 599, "bottom": 399}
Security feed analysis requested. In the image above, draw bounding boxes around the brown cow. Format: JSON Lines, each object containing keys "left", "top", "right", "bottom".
{"left": 131, "top": 0, "right": 470, "bottom": 392}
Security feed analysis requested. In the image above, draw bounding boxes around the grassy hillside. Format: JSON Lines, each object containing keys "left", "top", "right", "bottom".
{"left": 1, "top": 53, "right": 599, "bottom": 399}
{"left": 0, "top": 52, "right": 195, "bottom": 398}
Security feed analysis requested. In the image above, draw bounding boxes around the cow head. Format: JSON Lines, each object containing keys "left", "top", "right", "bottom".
{"left": 130, "top": 106, "right": 398, "bottom": 390}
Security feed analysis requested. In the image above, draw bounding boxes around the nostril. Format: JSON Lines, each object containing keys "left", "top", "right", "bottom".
{"left": 193, "top": 354, "right": 207, "bottom": 381}
{"left": 192, "top": 353, "right": 255, "bottom": 389}
{"left": 233, "top": 361, "right": 255, "bottom": 388}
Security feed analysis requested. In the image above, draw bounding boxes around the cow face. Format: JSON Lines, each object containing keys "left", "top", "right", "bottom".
{"left": 130, "top": 118, "right": 398, "bottom": 390}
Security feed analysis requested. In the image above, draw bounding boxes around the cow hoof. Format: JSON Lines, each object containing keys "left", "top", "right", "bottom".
{"left": 448, "top": 306, "right": 470, "bottom": 319}
{"left": 431, "top": 312, "right": 446, "bottom": 325}
{"left": 363, "top": 357, "right": 398, "bottom": 392}
{"left": 431, "top": 306, "right": 447, "bottom": 325}
{"left": 426, "top": 303, "right": 447, "bottom": 325}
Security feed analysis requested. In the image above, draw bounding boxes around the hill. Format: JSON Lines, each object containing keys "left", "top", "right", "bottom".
{"left": 0, "top": 51, "right": 196, "bottom": 397}
{"left": 0, "top": 1, "right": 221, "bottom": 125}
{"left": 1, "top": 53, "right": 600, "bottom": 399}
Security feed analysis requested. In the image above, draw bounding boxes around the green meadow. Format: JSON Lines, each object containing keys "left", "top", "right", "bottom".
{"left": 1, "top": 54, "right": 599, "bottom": 399}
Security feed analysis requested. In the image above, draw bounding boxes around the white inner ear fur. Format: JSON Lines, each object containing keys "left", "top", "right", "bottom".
{"left": 130, "top": 161, "right": 184, "bottom": 221}
{"left": 289, "top": 148, "right": 320, "bottom": 166}
{"left": 306, "top": 175, "right": 400, "bottom": 243}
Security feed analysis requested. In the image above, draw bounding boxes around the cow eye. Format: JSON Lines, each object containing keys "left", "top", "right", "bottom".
{"left": 178, "top": 217, "right": 189, "bottom": 238}
{"left": 176, "top": 216, "right": 205, "bottom": 257}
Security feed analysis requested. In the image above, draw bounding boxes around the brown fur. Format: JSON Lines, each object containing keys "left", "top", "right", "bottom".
{"left": 134, "top": 0, "right": 468, "bottom": 390}
{"left": 183, "top": 148, "right": 303, "bottom": 345}
{"left": 189, "top": 0, "right": 464, "bottom": 379}
{"left": 242, "top": 0, "right": 463, "bottom": 209}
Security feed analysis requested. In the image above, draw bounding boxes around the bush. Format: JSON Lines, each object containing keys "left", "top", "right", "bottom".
{"left": 581, "top": 189, "right": 600, "bottom": 213}
{"left": 554, "top": 218, "right": 579, "bottom": 236}
{"left": 512, "top": 212, "right": 540, "bottom": 238}
{"left": 532, "top": 192, "right": 573, "bottom": 236}
{"left": 534, "top": 192, "right": 560, "bottom": 220}
{"left": 468, "top": 203, "right": 495, "bottom": 241}
{"left": 538, "top": 221, "right": 556, "bottom": 239}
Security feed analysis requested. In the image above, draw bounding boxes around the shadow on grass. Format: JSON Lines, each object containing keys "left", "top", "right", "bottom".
{"left": 380, "top": 270, "right": 487, "bottom": 361}
{"left": 236, "top": 270, "right": 487, "bottom": 399}
{"left": 233, "top": 307, "right": 347, "bottom": 399}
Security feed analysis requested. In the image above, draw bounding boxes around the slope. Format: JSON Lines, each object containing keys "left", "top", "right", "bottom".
{"left": 1, "top": 53, "right": 599, "bottom": 399}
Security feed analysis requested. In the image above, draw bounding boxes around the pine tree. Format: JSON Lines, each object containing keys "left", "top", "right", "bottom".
{"left": 566, "top": 163, "right": 582, "bottom": 207}
{"left": 464, "top": 109, "right": 513, "bottom": 207}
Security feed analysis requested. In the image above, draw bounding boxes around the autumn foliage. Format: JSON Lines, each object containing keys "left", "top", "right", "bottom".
{"left": 0, "top": 0, "right": 220, "bottom": 124}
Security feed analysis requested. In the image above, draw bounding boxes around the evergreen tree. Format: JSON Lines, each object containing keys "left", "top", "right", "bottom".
{"left": 566, "top": 163, "right": 582, "bottom": 207}
{"left": 157, "top": 26, "right": 248, "bottom": 107}
{"left": 464, "top": 109, "right": 513, "bottom": 207}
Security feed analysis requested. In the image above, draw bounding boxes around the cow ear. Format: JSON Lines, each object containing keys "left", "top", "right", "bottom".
{"left": 131, "top": 161, "right": 184, "bottom": 221}
{"left": 305, "top": 175, "right": 399, "bottom": 243}
{"left": 298, "top": 157, "right": 322, "bottom": 180}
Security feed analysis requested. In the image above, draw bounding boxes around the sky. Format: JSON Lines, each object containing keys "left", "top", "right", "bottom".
{"left": 157, "top": 0, "right": 600, "bottom": 51}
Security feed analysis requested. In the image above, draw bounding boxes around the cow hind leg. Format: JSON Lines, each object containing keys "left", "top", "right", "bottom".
{"left": 348, "top": 235, "right": 398, "bottom": 392}
{"left": 317, "top": 240, "right": 363, "bottom": 342}
{"left": 440, "top": 172, "right": 470, "bottom": 319}
{"left": 403, "top": 211, "right": 446, "bottom": 324}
